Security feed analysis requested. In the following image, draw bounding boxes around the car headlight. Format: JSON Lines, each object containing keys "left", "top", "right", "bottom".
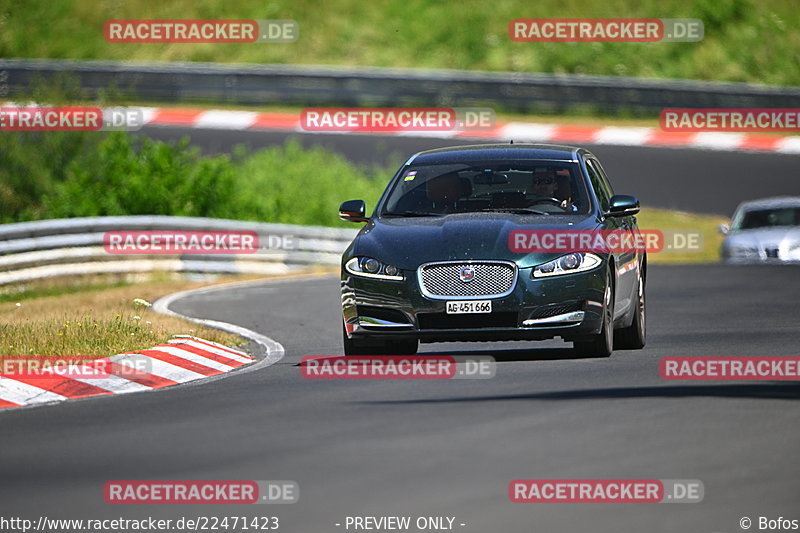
{"left": 345, "top": 257, "right": 403, "bottom": 280}
{"left": 532, "top": 253, "right": 602, "bottom": 278}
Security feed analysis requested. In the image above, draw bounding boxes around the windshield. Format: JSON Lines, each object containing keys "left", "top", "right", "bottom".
{"left": 732, "top": 207, "right": 800, "bottom": 230}
{"left": 381, "top": 162, "right": 590, "bottom": 216}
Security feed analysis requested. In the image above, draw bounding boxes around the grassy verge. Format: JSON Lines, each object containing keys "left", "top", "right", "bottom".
{"left": 637, "top": 207, "right": 727, "bottom": 264}
{"left": 2, "top": 0, "right": 798, "bottom": 86}
{"left": 0, "top": 274, "right": 253, "bottom": 358}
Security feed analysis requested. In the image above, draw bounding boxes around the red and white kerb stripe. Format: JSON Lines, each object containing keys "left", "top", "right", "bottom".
{"left": 135, "top": 107, "right": 800, "bottom": 154}
{"left": 0, "top": 336, "right": 252, "bottom": 410}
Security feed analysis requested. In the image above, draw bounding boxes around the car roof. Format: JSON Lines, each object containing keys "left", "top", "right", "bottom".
{"left": 735, "top": 196, "right": 800, "bottom": 212}
{"left": 405, "top": 143, "right": 587, "bottom": 165}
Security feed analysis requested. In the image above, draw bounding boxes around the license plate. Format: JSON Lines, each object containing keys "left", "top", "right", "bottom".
{"left": 446, "top": 300, "right": 492, "bottom": 314}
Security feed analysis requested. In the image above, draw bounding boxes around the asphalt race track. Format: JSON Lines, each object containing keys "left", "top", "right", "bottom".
{"left": 1, "top": 133, "right": 799, "bottom": 533}
{"left": 1, "top": 266, "right": 799, "bottom": 532}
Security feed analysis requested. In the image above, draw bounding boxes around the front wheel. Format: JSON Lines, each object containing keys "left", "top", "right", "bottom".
{"left": 343, "top": 324, "right": 418, "bottom": 356}
{"left": 343, "top": 324, "right": 373, "bottom": 355}
{"left": 614, "top": 273, "right": 646, "bottom": 350}
{"left": 573, "top": 271, "right": 614, "bottom": 358}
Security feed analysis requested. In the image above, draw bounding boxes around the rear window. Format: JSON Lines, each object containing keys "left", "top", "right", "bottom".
{"left": 381, "top": 162, "right": 590, "bottom": 216}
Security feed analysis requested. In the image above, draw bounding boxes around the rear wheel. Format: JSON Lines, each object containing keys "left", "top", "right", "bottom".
{"left": 573, "top": 271, "right": 614, "bottom": 358}
{"left": 614, "top": 273, "right": 646, "bottom": 350}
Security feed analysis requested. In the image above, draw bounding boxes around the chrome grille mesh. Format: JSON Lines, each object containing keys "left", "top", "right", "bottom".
{"left": 419, "top": 262, "right": 516, "bottom": 298}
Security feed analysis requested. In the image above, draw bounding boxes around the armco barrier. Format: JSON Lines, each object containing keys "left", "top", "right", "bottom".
{"left": 3, "top": 59, "right": 800, "bottom": 114}
{"left": 0, "top": 216, "right": 358, "bottom": 285}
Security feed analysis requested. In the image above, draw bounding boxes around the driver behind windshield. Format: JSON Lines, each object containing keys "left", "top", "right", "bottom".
{"left": 531, "top": 169, "right": 577, "bottom": 211}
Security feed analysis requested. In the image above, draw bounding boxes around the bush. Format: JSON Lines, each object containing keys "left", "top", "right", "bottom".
{"left": 44, "top": 133, "right": 239, "bottom": 218}
{"left": 0, "top": 132, "right": 391, "bottom": 227}
{"left": 231, "top": 140, "right": 388, "bottom": 226}
{"left": 0, "top": 131, "right": 98, "bottom": 222}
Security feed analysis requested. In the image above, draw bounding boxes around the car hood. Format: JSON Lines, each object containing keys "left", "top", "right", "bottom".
{"left": 353, "top": 213, "right": 601, "bottom": 269}
{"left": 724, "top": 227, "right": 800, "bottom": 249}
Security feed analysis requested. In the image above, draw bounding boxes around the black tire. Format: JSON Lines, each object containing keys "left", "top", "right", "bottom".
{"left": 573, "top": 270, "right": 614, "bottom": 358}
{"left": 342, "top": 323, "right": 418, "bottom": 356}
{"left": 343, "top": 324, "right": 374, "bottom": 356}
{"left": 385, "top": 339, "right": 419, "bottom": 356}
{"left": 614, "top": 273, "right": 646, "bottom": 350}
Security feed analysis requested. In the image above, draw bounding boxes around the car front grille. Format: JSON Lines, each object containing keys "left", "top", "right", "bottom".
{"left": 418, "top": 261, "right": 516, "bottom": 299}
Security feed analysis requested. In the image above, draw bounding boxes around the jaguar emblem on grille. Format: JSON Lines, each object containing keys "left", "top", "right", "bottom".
{"left": 458, "top": 266, "right": 476, "bottom": 283}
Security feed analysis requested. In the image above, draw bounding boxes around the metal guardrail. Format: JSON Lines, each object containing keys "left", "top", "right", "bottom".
{"left": 0, "top": 216, "right": 357, "bottom": 285}
{"left": 3, "top": 59, "right": 800, "bottom": 114}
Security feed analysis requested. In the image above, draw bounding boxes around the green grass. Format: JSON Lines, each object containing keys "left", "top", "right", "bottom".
{"left": 637, "top": 207, "right": 727, "bottom": 263}
{"left": 0, "top": 132, "right": 390, "bottom": 226}
{"left": 227, "top": 141, "right": 389, "bottom": 226}
{"left": 0, "top": 276, "right": 134, "bottom": 304}
{"left": 1, "top": 0, "right": 798, "bottom": 86}
{"left": 0, "top": 278, "right": 246, "bottom": 357}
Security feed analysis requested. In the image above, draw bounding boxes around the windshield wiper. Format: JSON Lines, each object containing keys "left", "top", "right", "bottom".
{"left": 382, "top": 211, "right": 444, "bottom": 217}
{"left": 478, "top": 208, "right": 550, "bottom": 215}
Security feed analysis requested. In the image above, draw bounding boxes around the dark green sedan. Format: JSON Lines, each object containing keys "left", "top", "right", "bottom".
{"left": 338, "top": 144, "right": 646, "bottom": 357}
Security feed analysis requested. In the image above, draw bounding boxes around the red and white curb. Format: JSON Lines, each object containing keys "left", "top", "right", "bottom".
{"left": 0, "top": 336, "right": 253, "bottom": 410}
{"left": 0, "top": 276, "right": 297, "bottom": 412}
{"left": 133, "top": 107, "right": 800, "bottom": 154}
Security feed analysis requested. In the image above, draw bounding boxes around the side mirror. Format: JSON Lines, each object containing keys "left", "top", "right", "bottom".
{"left": 605, "top": 194, "right": 640, "bottom": 217}
{"left": 718, "top": 223, "right": 730, "bottom": 235}
{"left": 339, "top": 200, "right": 368, "bottom": 223}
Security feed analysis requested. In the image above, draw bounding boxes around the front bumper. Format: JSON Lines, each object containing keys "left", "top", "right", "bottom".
{"left": 341, "top": 264, "right": 607, "bottom": 343}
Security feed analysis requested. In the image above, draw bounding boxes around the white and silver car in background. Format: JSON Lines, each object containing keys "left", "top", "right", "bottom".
{"left": 721, "top": 197, "right": 800, "bottom": 263}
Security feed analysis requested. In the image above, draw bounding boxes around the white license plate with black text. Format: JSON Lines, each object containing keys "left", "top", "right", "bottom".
{"left": 446, "top": 300, "right": 492, "bottom": 314}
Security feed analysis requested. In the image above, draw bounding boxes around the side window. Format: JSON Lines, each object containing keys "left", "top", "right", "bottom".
{"left": 585, "top": 159, "right": 611, "bottom": 211}
{"left": 591, "top": 158, "right": 616, "bottom": 198}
